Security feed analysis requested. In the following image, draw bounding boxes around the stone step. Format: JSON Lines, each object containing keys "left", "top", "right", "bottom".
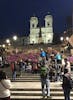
{"left": 11, "top": 75, "right": 41, "bottom": 82}
{"left": 11, "top": 73, "right": 41, "bottom": 82}
{"left": 11, "top": 81, "right": 62, "bottom": 88}
{"left": 18, "top": 76, "right": 40, "bottom": 78}
{"left": 11, "top": 77, "right": 40, "bottom": 80}
{"left": 11, "top": 95, "right": 73, "bottom": 100}
{"left": 11, "top": 80, "right": 40, "bottom": 82}
{"left": 14, "top": 71, "right": 73, "bottom": 81}
{"left": 11, "top": 95, "right": 45, "bottom": 100}
{"left": 10, "top": 82, "right": 73, "bottom": 100}
{"left": 11, "top": 91, "right": 73, "bottom": 96}
{"left": 3, "top": 67, "right": 73, "bottom": 100}
{"left": 20, "top": 74, "right": 40, "bottom": 76}
{"left": 10, "top": 73, "right": 73, "bottom": 100}
{"left": 11, "top": 88, "right": 66, "bottom": 91}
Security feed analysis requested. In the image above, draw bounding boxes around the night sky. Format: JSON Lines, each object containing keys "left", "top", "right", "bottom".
{"left": 0, "top": 0, "right": 73, "bottom": 38}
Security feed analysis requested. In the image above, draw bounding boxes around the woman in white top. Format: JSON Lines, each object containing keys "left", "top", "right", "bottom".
{"left": 0, "top": 70, "right": 11, "bottom": 100}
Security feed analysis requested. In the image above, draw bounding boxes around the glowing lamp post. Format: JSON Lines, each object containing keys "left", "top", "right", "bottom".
{"left": 6, "top": 39, "right": 10, "bottom": 44}
{"left": 2, "top": 44, "right": 5, "bottom": 48}
{"left": 66, "top": 37, "right": 69, "bottom": 41}
{"left": 13, "top": 35, "right": 18, "bottom": 41}
{"left": 12, "top": 35, "right": 18, "bottom": 48}
{"left": 60, "top": 36, "right": 64, "bottom": 42}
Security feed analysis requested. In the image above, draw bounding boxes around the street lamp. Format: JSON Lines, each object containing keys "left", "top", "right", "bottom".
{"left": 12, "top": 35, "right": 18, "bottom": 48}
{"left": 66, "top": 37, "right": 69, "bottom": 41}
{"left": 60, "top": 36, "right": 64, "bottom": 41}
{"left": 2, "top": 44, "right": 5, "bottom": 48}
{"left": 8, "top": 43, "right": 11, "bottom": 46}
{"left": 6, "top": 39, "right": 10, "bottom": 44}
{"left": 13, "top": 35, "right": 18, "bottom": 41}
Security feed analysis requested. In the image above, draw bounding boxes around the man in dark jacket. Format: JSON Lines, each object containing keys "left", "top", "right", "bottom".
{"left": 62, "top": 68, "right": 72, "bottom": 100}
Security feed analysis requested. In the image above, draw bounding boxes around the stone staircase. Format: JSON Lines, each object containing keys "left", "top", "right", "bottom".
{"left": 10, "top": 72, "right": 73, "bottom": 100}
{"left": 11, "top": 73, "right": 40, "bottom": 82}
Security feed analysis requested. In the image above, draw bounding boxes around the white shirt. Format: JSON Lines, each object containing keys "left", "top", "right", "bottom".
{"left": 0, "top": 79, "right": 11, "bottom": 98}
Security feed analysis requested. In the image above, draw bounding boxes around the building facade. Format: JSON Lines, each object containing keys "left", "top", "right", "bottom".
{"left": 29, "top": 14, "right": 54, "bottom": 44}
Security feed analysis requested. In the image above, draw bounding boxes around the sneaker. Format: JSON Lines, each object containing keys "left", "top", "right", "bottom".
{"left": 47, "top": 96, "right": 52, "bottom": 99}
{"left": 42, "top": 95, "right": 45, "bottom": 99}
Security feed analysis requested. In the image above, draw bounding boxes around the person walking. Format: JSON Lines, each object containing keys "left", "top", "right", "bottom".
{"left": 40, "top": 60, "right": 51, "bottom": 99}
{"left": 0, "top": 70, "right": 11, "bottom": 100}
{"left": 55, "top": 52, "right": 62, "bottom": 81}
{"left": 11, "top": 61, "right": 17, "bottom": 80}
{"left": 62, "top": 68, "right": 72, "bottom": 100}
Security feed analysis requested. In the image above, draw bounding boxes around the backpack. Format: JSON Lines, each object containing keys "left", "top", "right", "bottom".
{"left": 40, "top": 66, "right": 47, "bottom": 77}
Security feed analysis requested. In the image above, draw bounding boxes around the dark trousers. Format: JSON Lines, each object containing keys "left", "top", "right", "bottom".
{"left": 63, "top": 89, "right": 70, "bottom": 100}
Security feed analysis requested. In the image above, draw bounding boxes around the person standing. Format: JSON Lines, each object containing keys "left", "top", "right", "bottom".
{"left": 55, "top": 52, "right": 62, "bottom": 81}
{"left": 0, "top": 70, "right": 11, "bottom": 100}
{"left": 11, "top": 61, "right": 17, "bottom": 80}
{"left": 62, "top": 68, "right": 72, "bottom": 100}
{"left": 19, "top": 60, "right": 23, "bottom": 76}
{"left": 40, "top": 48, "right": 46, "bottom": 60}
{"left": 40, "top": 61, "right": 51, "bottom": 99}
{"left": 64, "top": 58, "right": 71, "bottom": 74}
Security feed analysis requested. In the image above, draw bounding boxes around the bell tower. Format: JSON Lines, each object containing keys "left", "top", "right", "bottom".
{"left": 41, "top": 13, "right": 53, "bottom": 43}
{"left": 29, "top": 16, "right": 40, "bottom": 44}
{"left": 45, "top": 14, "right": 53, "bottom": 27}
{"left": 30, "top": 16, "right": 38, "bottom": 29}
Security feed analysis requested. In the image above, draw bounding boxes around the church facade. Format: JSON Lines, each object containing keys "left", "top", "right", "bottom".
{"left": 29, "top": 14, "right": 54, "bottom": 44}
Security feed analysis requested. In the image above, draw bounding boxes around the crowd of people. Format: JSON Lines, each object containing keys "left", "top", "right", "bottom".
{"left": 39, "top": 48, "right": 72, "bottom": 99}
{"left": 0, "top": 47, "right": 72, "bottom": 81}
{"left": 0, "top": 46, "right": 73, "bottom": 99}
